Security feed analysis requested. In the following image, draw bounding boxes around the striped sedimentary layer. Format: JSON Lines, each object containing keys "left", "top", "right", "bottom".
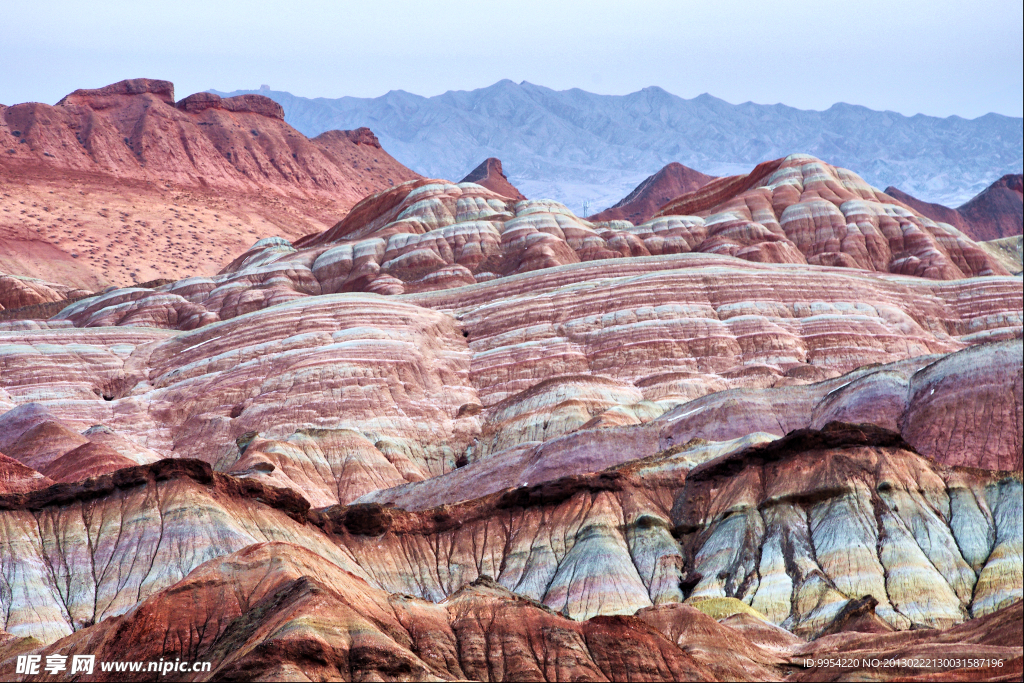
{"left": 1, "top": 425, "right": 1017, "bottom": 652}
{"left": 0, "top": 264, "right": 1019, "bottom": 498}
{"left": 0, "top": 157, "right": 1020, "bottom": 679}
{"left": 46, "top": 155, "right": 1012, "bottom": 332}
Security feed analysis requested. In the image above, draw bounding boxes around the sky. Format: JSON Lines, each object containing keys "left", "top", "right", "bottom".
{"left": 3, "top": 0, "right": 1022, "bottom": 118}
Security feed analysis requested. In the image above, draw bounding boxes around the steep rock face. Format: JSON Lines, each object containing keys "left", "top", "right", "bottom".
{"left": 3, "top": 542, "right": 784, "bottom": 683}
{"left": 1, "top": 79, "right": 412, "bottom": 199}
{"left": 0, "top": 429, "right": 1019, "bottom": 674}
{"left": 459, "top": 157, "right": 527, "bottom": 200}
{"left": 675, "top": 424, "right": 1022, "bottom": 635}
{"left": 589, "top": 162, "right": 715, "bottom": 224}
{"left": 0, "top": 460, "right": 358, "bottom": 645}
{"left": 303, "top": 426, "right": 1018, "bottom": 637}
{"left": 0, "top": 79, "right": 420, "bottom": 286}
{"left": 6, "top": 541, "right": 1021, "bottom": 681}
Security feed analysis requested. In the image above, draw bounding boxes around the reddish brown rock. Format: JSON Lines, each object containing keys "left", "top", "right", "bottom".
{"left": 959, "top": 174, "right": 1024, "bottom": 241}
{"left": 0, "top": 78, "right": 420, "bottom": 287}
{"left": 653, "top": 155, "right": 1008, "bottom": 279}
{"left": 175, "top": 156, "right": 1009, "bottom": 319}
{"left": 792, "top": 600, "right": 1023, "bottom": 682}
{"left": 675, "top": 423, "right": 1022, "bottom": 634}
{"left": 0, "top": 418, "right": 1019, "bottom": 681}
{"left": 0, "top": 98, "right": 1021, "bottom": 679}
{"left": 659, "top": 340, "right": 1023, "bottom": 472}
{"left": 0, "top": 452, "right": 53, "bottom": 494}
{"left": 590, "top": 162, "right": 716, "bottom": 224}
{"left": 885, "top": 175, "right": 1023, "bottom": 242}
{"left": 884, "top": 185, "right": 973, "bottom": 232}
{"left": 39, "top": 442, "right": 138, "bottom": 482}
{"left": 1, "top": 542, "right": 734, "bottom": 682}
{"left": 657, "top": 158, "right": 785, "bottom": 216}
{"left": 1, "top": 420, "right": 89, "bottom": 472}
{"left": 459, "top": 157, "right": 526, "bottom": 200}
{"left": 0, "top": 274, "right": 89, "bottom": 312}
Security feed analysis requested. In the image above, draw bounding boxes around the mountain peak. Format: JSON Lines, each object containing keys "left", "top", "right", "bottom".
{"left": 589, "top": 162, "right": 715, "bottom": 223}
{"left": 459, "top": 157, "right": 526, "bottom": 201}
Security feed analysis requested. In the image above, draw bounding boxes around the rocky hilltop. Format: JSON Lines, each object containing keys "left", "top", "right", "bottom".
{"left": 589, "top": 162, "right": 715, "bottom": 224}
{"left": 0, "top": 128, "right": 1021, "bottom": 679}
{"left": 459, "top": 157, "right": 526, "bottom": 200}
{"left": 886, "top": 174, "right": 1023, "bottom": 242}
{"left": 0, "top": 79, "right": 419, "bottom": 287}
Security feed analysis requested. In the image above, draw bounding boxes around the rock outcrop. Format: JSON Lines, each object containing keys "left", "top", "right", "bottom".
{"left": 676, "top": 423, "right": 1022, "bottom": 635}
{"left": 884, "top": 185, "right": 974, "bottom": 233}
{"left": 1, "top": 426, "right": 1019, "bottom": 672}
{"left": 459, "top": 157, "right": 526, "bottom": 200}
{"left": 589, "top": 162, "right": 715, "bottom": 224}
{"left": 0, "top": 79, "right": 420, "bottom": 286}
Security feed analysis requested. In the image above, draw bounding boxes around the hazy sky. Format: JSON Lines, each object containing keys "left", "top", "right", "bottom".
{"left": 4, "top": 0, "right": 1022, "bottom": 118}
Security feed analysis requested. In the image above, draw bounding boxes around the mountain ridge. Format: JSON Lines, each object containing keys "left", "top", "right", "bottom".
{"left": 214, "top": 81, "right": 1023, "bottom": 211}
{"left": 0, "top": 78, "right": 420, "bottom": 286}
{"left": 885, "top": 175, "right": 1023, "bottom": 242}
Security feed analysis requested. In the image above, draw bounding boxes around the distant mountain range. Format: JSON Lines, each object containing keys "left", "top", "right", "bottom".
{"left": 215, "top": 81, "right": 1022, "bottom": 212}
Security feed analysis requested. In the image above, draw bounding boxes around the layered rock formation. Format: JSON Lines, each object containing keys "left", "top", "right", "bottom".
{"left": 589, "top": 162, "right": 715, "bottom": 224}
{"left": 459, "top": 157, "right": 527, "bottom": 200}
{"left": 0, "top": 274, "right": 91, "bottom": 313}
{"left": 0, "top": 79, "right": 420, "bottom": 286}
{"left": 27, "top": 154, "right": 1012, "bottom": 338}
{"left": 0, "top": 144, "right": 1021, "bottom": 680}
{"left": 886, "top": 174, "right": 1023, "bottom": 242}
{"left": 0, "top": 428, "right": 1020, "bottom": 680}
{"left": 884, "top": 186, "right": 974, "bottom": 233}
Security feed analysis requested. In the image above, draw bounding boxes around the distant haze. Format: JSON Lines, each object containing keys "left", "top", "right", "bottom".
{"left": 3, "top": 0, "right": 1022, "bottom": 119}
{"left": 218, "top": 82, "right": 1022, "bottom": 211}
